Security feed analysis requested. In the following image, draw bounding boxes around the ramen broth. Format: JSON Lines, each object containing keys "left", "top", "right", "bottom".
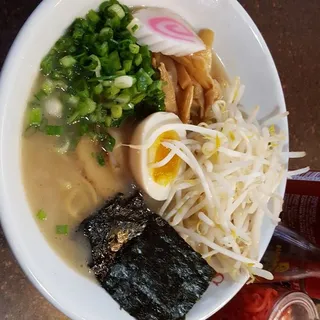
{"left": 22, "top": 52, "right": 228, "bottom": 275}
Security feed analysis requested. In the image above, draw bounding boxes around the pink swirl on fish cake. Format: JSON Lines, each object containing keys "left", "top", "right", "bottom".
{"left": 148, "top": 17, "right": 196, "bottom": 43}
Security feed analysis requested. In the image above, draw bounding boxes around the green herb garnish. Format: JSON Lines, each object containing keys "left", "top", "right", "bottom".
{"left": 101, "top": 133, "right": 116, "bottom": 152}
{"left": 96, "top": 152, "right": 106, "bottom": 166}
{"left": 45, "top": 125, "right": 63, "bottom": 136}
{"left": 28, "top": 0, "right": 164, "bottom": 153}
{"left": 56, "top": 225, "right": 69, "bottom": 235}
{"left": 36, "top": 209, "right": 47, "bottom": 221}
{"left": 28, "top": 108, "right": 42, "bottom": 127}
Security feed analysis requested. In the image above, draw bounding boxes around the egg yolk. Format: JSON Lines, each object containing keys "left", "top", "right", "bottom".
{"left": 149, "top": 131, "right": 181, "bottom": 186}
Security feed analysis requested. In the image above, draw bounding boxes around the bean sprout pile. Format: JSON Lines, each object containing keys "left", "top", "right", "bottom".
{"left": 149, "top": 78, "right": 308, "bottom": 280}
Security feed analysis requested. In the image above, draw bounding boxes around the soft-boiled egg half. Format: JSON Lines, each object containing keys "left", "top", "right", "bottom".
{"left": 130, "top": 112, "right": 186, "bottom": 201}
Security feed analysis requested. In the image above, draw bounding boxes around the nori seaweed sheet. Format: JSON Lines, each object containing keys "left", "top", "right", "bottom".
{"left": 81, "top": 191, "right": 215, "bottom": 320}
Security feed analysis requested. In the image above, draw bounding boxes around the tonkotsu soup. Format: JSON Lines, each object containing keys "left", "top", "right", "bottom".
{"left": 21, "top": 1, "right": 230, "bottom": 276}
{"left": 22, "top": 80, "right": 133, "bottom": 274}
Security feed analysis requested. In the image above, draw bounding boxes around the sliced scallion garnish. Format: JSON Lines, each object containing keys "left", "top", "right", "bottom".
{"left": 129, "top": 43, "right": 139, "bottom": 54}
{"left": 28, "top": 108, "right": 42, "bottom": 127}
{"left": 108, "top": 4, "right": 125, "bottom": 19}
{"left": 114, "top": 76, "right": 134, "bottom": 89}
{"left": 134, "top": 53, "right": 142, "bottom": 66}
{"left": 45, "top": 125, "right": 63, "bottom": 136}
{"left": 36, "top": 209, "right": 47, "bottom": 221}
{"left": 42, "top": 79, "right": 55, "bottom": 95}
{"left": 96, "top": 152, "right": 106, "bottom": 166}
{"left": 56, "top": 225, "right": 69, "bottom": 235}
{"left": 32, "top": 0, "right": 164, "bottom": 153}
{"left": 60, "top": 55, "right": 77, "bottom": 68}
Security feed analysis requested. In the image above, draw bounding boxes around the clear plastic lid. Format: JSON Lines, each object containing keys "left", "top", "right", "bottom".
{"left": 268, "top": 292, "right": 319, "bottom": 320}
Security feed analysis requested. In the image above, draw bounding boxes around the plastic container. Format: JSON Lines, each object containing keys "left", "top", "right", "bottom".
{"left": 211, "top": 286, "right": 319, "bottom": 320}
{"left": 268, "top": 291, "right": 319, "bottom": 320}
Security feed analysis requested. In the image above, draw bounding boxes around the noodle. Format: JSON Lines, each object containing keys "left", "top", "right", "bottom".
{"left": 65, "top": 174, "right": 99, "bottom": 220}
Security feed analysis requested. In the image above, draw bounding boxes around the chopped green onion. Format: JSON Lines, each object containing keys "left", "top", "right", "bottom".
{"left": 131, "top": 93, "right": 146, "bottom": 104}
{"left": 140, "top": 45, "right": 150, "bottom": 58}
{"left": 127, "top": 18, "right": 140, "bottom": 34}
{"left": 101, "top": 133, "right": 116, "bottom": 152}
{"left": 122, "top": 84, "right": 138, "bottom": 97}
{"left": 55, "top": 80, "right": 68, "bottom": 91}
{"left": 87, "top": 9, "right": 100, "bottom": 24}
{"left": 119, "top": 39, "right": 132, "bottom": 51}
{"left": 79, "top": 98, "right": 97, "bottom": 116}
{"left": 104, "top": 85, "right": 121, "bottom": 98}
{"left": 96, "top": 152, "right": 106, "bottom": 166}
{"left": 149, "top": 80, "right": 163, "bottom": 92}
{"left": 67, "top": 95, "right": 79, "bottom": 106}
{"left": 115, "top": 69, "right": 126, "bottom": 76}
{"left": 105, "top": 116, "right": 112, "bottom": 127}
{"left": 39, "top": 118, "right": 48, "bottom": 132}
{"left": 74, "top": 79, "right": 90, "bottom": 98}
{"left": 123, "top": 102, "right": 134, "bottom": 110}
{"left": 136, "top": 68, "right": 153, "bottom": 91}
{"left": 35, "top": 0, "right": 165, "bottom": 152}
{"left": 108, "top": 4, "right": 125, "bottom": 19}
{"left": 45, "top": 125, "right": 63, "bottom": 136}
{"left": 99, "top": 1, "right": 111, "bottom": 12}
{"left": 104, "top": 102, "right": 117, "bottom": 109}
{"left": 56, "top": 225, "right": 69, "bottom": 235}
{"left": 82, "top": 55, "right": 101, "bottom": 77}
{"left": 42, "top": 79, "right": 55, "bottom": 95}
{"left": 137, "top": 68, "right": 153, "bottom": 85}
{"left": 95, "top": 42, "right": 109, "bottom": 57}
{"left": 34, "top": 90, "right": 47, "bottom": 101}
{"left": 28, "top": 108, "right": 42, "bottom": 127}
{"left": 36, "top": 209, "right": 47, "bottom": 221}
{"left": 108, "top": 50, "right": 121, "bottom": 71}
{"left": 129, "top": 44, "right": 139, "bottom": 54}
{"left": 72, "top": 18, "right": 86, "bottom": 41}
{"left": 91, "top": 55, "right": 102, "bottom": 77}
{"left": 111, "top": 105, "right": 123, "bottom": 119}
{"left": 106, "top": 16, "right": 121, "bottom": 29}
{"left": 67, "top": 111, "right": 80, "bottom": 124}
{"left": 89, "top": 113, "right": 98, "bottom": 123}
{"left": 115, "top": 93, "right": 130, "bottom": 104}
{"left": 99, "top": 27, "right": 113, "bottom": 41}
{"left": 29, "top": 100, "right": 40, "bottom": 108}
{"left": 114, "top": 75, "right": 134, "bottom": 89}
{"left": 41, "top": 55, "right": 54, "bottom": 75}
{"left": 103, "top": 80, "right": 113, "bottom": 87}
{"left": 79, "top": 122, "right": 89, "bottom": 135}
{"left": 134, "top": 53, "right": 142, "bottom": 66}
{"left": 94, "top": 83, "right": 104, "bottom": 94}
{"left": 142, "top": 64, "right": 155, "bottom": 77}
{"left": 60, "top": 55, "right": 77, "bottom": 68}
{"left": 123, "top": 60, "right": 132, "bottom": 73}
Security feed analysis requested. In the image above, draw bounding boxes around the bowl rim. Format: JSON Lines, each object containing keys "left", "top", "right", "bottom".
{"left": 0, "top": 0, "right": 288, "bottom": 319}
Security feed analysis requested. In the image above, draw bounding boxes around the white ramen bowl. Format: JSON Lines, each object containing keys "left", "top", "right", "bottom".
{"left": 0, "top": 0, "right": 288, "bottom": 319}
